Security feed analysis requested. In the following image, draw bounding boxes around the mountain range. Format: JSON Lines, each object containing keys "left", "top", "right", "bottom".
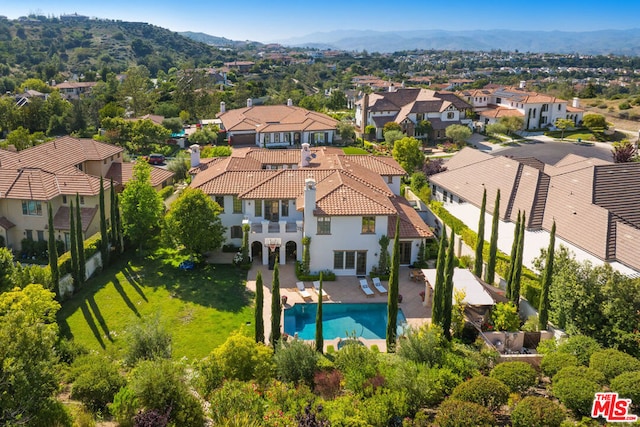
{"left": 267, "top": 29, "right": 640, "bottom": 55}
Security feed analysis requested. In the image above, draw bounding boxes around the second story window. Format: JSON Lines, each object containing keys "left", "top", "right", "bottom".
{"left": 254, "top": 200, "right": 262, "bottom": 217}
{"left": 361, "top": 216, "right": 375, "bottom": 234}
{"left": 22, "top": 200, "right": 42, "bottom": 216}
{"left": 233, "top": 196, "right": 242, "bottom": 214}
{"left": 281, "top": 200, "right": 289, "bottom": 217}
{"left": 317, "top": 217, "right": 331, "bottom": 235}
{"left": 214, "top": 196, "right": 225, "bottom": 211}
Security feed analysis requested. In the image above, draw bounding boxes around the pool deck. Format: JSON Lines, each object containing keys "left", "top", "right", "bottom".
{"left": 245, "top": 262, "right": 432, "bottom": 353}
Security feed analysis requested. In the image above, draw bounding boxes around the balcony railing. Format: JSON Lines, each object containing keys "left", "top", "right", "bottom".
{"left": 248, "top": 220, "right": 302, "bottom": 235}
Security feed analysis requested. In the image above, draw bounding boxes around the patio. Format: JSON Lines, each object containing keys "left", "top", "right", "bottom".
{"left": 245, "top": 262, "right": 432, "bottom": 352}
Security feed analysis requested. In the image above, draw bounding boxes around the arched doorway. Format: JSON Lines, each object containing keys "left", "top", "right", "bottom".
{"left": 251, "top": 241, "right": 263, "bottom": 262}
{"left": 285, "top": 241, "right": 297, "bottom": 263}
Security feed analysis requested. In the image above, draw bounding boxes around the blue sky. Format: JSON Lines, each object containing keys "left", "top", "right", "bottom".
{"left": 4, "top": 1, "right": 640, "bottom": 42}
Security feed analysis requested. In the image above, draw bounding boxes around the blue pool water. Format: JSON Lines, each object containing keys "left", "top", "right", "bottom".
{"left": 283, "top": 303, "right": 407, "bottom": 340}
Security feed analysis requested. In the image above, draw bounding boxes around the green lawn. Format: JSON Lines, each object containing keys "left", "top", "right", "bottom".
{"left": 57, "top": 247, "right": 254, "bottom": 362}
{"left": 342, "top": 147, "right": 369, "bottom": 155}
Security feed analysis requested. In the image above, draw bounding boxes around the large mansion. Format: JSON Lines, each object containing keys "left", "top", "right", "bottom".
{"left": 216, "top": 101, "right": 339, "bottom": 147}
{"left": 0, "top": 137, "right": 173, "bottom": 252}
{"left": 457, "top": 83, "right": 585, "bottom": 130}
{"left": 429, "top": 148, "right": 640, "bottom": 274}
{"left": 355, "top": 88, "right": 473, "bottom": 141}
{"left": 189, "top": 144, "right": 433, "bottom": 275}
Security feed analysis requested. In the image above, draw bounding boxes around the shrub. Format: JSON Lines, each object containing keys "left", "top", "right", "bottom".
{"left": 397, "top": 323, "right": 447, "bottom": 367}
{"left": 274, "top": 339, "right": 318, "bottom": 386}
{"left": 511, "top": 396, "right": 566, "bottom": 427}
{"left": 358, "top": 389, "right": 409, "bottom": 426}
{"left": 109, "top": 387, "right": 138, "bottom": 427}
{"left": 540, "top": 352, "right": 578, "bottom": 378}
{"left": 124, "top": 316, "right": 172, "bottom": 366}
{"left": 208, "top": 380, "right": 264, "bottom": 425}
{"left": 70, "top": 354, "right": 126, "bottom": 413}
{"left": 130, "top": 359, "right": 204, "bottom": 427}
{"left": 557, "top": 335, "right": 601, "bottom": 366}
{"left": 386, "top": 360, "right": 452, "bottom": 408}
{"left": 589, "top": 349, "right": 640, "bottom": 382}
{"left": 552, "top": 375, "right": 601, "bottom": 417}
{"left": 610, "top": 371, "right": 640, "bottom": 412}
{"left": 157, "top": 185, "right": 174, "bottom": 200}
{"left": 450, "top": 376, "right": 509, "bottom": 411}
{"left": 212, "top": 332, "right": 275, "bottom": 385}
{"left": 334, "top": 341, "right": 380, "bottom": 394}
{"left": 552, "top": 365, "right": 606, "bottom": 386}
{"left": 489, "top": 361, "right": 537, "bottom": 394}
{"left": 491, "top": 302, "right": 520, "bottom": 331}
{"left": 314, "top": 369, "right": 343, "bottom": 399}
{"left": 434, "top": 398, "right": 495, "bottom": 427}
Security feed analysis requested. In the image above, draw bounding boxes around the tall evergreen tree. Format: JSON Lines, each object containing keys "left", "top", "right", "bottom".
{"left": 442, "top": 230, "right": 456, "bottom": 340}
{"left": 432, "top": 226, "right": 447, "bottom": 325}
{"left": 474, "top": 188, "right": 487, "bottom": 278}
{"left": 254, "top": 271, "right": 264, "bottom": 344}
{"left": 386, "top": 216, "right": 400, "bottom": 352}
{"left": 69, "top": 200, "right": 78, "bottom": 286}
{"left": 510, "top": 212, "right": 526, "bottom": 309}
{"left": 76, "top": 194, "right": 86, "bottom": 285}
{"left": 110, "top": 178, "right": 117, "bottom": 250}
{"left": 315, "top": 272, "right": 324, "bottom": 353}
{"left": 114, "top": 187, "right": 123, "bottom": 254}
{"left": 506, "top": 211, "right": 521, "bottom": 300}
{"left": 47, "top": 203, "right": 59, "bottom": 296}
{"left": 485, "top": 189, "right": 500, "bottom": 284}
{"left": 270, "top": 258, "right": 281, "bottom": 348}
{"left": 99, "top": 176, "right": 109, "bottom": 266}
{"left": 538, "top": 221, "right": 556, "bottom": 330}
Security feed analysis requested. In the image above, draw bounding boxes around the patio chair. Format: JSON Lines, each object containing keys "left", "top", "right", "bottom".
{"left": 359, "top": 278, "right": 375, "bottom": 297}
{"left": 312, "top": 280, "right": 328, "bottom": 300}
{"left": 296, "top": 281, "right": 312, "bottom": 301}
{"left": 371, "top": 277, "right": 387, "bottom": 294}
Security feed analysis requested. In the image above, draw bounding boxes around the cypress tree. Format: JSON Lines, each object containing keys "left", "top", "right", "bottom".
{"left": 115, "top": 188, "right": 123, "bottom": 254}
{"left": 473, "top": 188, "right": 487, "bottom": 278}
{"left": 47, "top": 203, "right": 59, "bottom": 296}
{"left": 510, "top": 212, "right": 526, "bottom": 309}
{"left": 386, "top": 216, "right": 400, "bottom": 352}
{"left": 315, "top": 272, "right": 324, "bottom": 353}
{"left": 76, "top": 194, "right": 86, "bottom": 284}
{"left": 69, "top": 200, "right": 78, "bottom": 286}
{"left": 270, "top": 258, "right": 281, "bottom": 348}
{"left": 432, "top": 226, "right": 447, "bottom": 325}
{"left": 485, "top": 189, "right": 500, "bottom": 284}
{"left": 442, "top": 230, "right": 456, "bottom": 340}
{"left": 506, "top": 211, "right": 521, "bottom": 300}
{"left": 110, "top": 178, "right": 117, "bottom": 250}
{"left": 99, "top": 176, "right": 109, "bottom": 266}
{"left": 538, "top": 221, "right": 556, "bottom": 330}
{"left": 254, "top": 271, "right": 264, "bottom": 344}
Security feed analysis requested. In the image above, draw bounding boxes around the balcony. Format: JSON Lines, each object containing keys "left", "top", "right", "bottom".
{"left": 249, "top": 220, "right": 303, "bottom": 235}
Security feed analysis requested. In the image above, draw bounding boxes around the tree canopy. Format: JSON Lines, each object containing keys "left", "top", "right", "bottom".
{"left": 120, "top": 161, "right": 164, "bottom": 250}
{"left": 445, "top": 124, "right": 471, "bottom": 146}
{"left": 392, "top": 136, "right": 424, "bottom": 175}
{"left": 164, "top": 188, "right": 226, "bottom": 255}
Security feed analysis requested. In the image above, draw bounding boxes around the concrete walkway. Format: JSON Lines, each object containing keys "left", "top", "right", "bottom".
{"left": 245, "top": 262, "right": 431, "bottom": 353}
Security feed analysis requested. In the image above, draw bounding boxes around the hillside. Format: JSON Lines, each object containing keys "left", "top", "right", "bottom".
{"left": 0, "top": 16, "right": 234, "bottom": 79}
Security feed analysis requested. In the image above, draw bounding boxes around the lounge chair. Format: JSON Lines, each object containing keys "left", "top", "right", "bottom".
{"left": 313, "top": 281, "right": 328, "bottom": 299}
{"left": 359, "top": 279, "right": 375, "bottom": 297}
{"left": 371, "top": 277, "right": 387, "bottom": 294}
{"left": 296, "top": 281, "right": 312, "bottom": 301}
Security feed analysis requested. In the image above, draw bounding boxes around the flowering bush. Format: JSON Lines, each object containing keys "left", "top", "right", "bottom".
{"left": 233, "top": 251, "right": 251, "bottom": 268}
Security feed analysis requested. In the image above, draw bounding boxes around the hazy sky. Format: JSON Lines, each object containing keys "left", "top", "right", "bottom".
{"left": 4, "top": 1, "right": 640, "bottom": 42}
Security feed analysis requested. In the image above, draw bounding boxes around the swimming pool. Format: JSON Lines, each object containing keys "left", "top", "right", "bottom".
{"left": 283, "top": 303, "right": 407, "bottom": 340}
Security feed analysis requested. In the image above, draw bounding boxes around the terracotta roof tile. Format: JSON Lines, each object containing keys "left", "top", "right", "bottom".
{"left": 217, "top": 105, "right": 338, "bottom": 133}
{"left": 106, "top": 162, "right": 175, "bottom": 189}
{"left": 388, "top": 197, "right": 433, "bottom": 239}
{"left": 53, "top": 205, "right": 98, "bottom": 232}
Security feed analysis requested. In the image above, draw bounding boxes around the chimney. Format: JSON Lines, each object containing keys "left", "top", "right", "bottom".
{"left": 303, "top": 177, "right": 317, "bottom": 235}
{"left": 190, "top": 144, "right": 201, "bottom": 168}
{"left": 519, "top": 80, "right": 526, "bottom": 89}
{"left": 220, "top": 101, "right": 226, "bottom": 113}
{"left": 287, "top": 98, "right": 293, "bottom": 107}
{"left": 572, "top": 97, "right": 580, "bottom": 108}
{"left": 300, "top": 143, "right": 311, "bottom": 167}
{"left": 246, "top": 98, "right": 252, "bottom": 108}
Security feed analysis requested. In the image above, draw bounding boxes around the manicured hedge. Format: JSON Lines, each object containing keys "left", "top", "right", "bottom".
{"left": 58, "top": 232, "right": 102, "bottom": 276}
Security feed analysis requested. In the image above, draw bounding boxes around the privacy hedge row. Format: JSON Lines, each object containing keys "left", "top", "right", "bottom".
{"left": 57, "top": 232, "right": 102, "bottom": 276}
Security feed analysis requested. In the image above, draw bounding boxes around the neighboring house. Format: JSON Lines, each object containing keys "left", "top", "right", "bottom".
{"left": 457, "top": 83, "right": 584, "bottom": 130}
{"left": 125, "top": 114, "right": 165, "bottom": 126}
{"left": 53, "top": 81, "right": 98, "bottom": 100}
{"left": 223, "top": 61, "right": 255, "bottom": 73}
{"left": 189, "top": 144, "right": 433, "bottom": 275}
{"left": 14, "top": 89, "right": 48, "bottom": 107}
{"left": 216, "top": 101, "right": 340, "bottom": 147}
{"left": 355, "top": 88, "right": 473, "bottom": 141}
{"left": 0, "top": 136, "right": 173, "bottom": 251}
{"left": 429, "top": 147, "right": 640, "bottom": 275}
